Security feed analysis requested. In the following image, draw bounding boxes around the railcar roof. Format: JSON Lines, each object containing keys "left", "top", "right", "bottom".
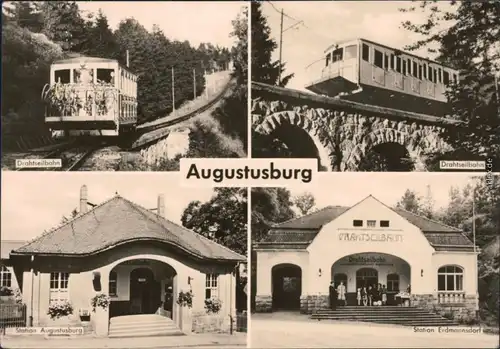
{"left": 324, "top": 38, "right": 458, "bottom": 71}
{"left": 52, "top": 56, "right": 136, "bottom": 75}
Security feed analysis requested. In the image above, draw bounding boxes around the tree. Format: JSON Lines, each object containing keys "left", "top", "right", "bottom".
{"left": 400, "top": 2, "right": 500, "bottom": 168}
{"left": 79, "top": 9, "right": 119, "bottom": 59}
{"left": 396, "top": 189, "right": 423, "bottom": 215}
{"left": 181, "top": 188, "right": 247, "bottom": 255}
{"left": 251, "top": 1, "right": 293, "bottom": 87}
{"left": 230, "top": 6, "right": 248, "bottom": 87}
{"left": 293, "top": 192, "right": 316, "bottom": 215}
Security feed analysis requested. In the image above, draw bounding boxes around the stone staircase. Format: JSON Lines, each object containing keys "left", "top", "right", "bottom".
{"left": 310, "top": 306, "right": 460, "bottom": 326}
{"left": 108, "top": 314, "right": 184, "bottom": 338}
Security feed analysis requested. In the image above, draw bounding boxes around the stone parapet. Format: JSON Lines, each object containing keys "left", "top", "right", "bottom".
{"left": 411, "top": 293, "right": 477, "bottom": 322}
{"left": 300, "top": 295, "right": 329, "bottom": 314}
{"left": 254, "top": 295, "right": 272, "bottom": 313}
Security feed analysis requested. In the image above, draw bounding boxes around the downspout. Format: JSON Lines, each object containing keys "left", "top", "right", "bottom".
{"left": 29, "top": 255, "right": 34, "bottom": 327}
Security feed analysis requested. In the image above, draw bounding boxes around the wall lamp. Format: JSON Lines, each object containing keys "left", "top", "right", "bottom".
{"left": 421, "top": 269, "right": 424, "bottom": 277}
{"left": 187, "top": 276, "right": 193, "bottom": 285}
{"left": 318, "top": 268, "right": 322, "bottom": 277}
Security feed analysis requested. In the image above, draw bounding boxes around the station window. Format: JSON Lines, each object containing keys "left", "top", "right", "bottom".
{"left": 395, "top": 57, "right": 402, "bottom": 73}
{"left": 443, "top": 70, "right": 450, "bottom": 85}
{"left": 384, "top": 53, "right": 389, "bottom": 70}
{"left": 0, "top": 266, "right": 12, "bottom": 287}
{"left": 438, "top": 265, "right": 463, "bottom": 291}
{"left": 325, "top": 53, "right": 331, "bottom": 66}
{"left": 374, "top": 49, "right": 383, "bottom": 68}
{"left": 380, "top": 220, "right": 390, "bottom": 228}
{"left": 362, "top": 44, "right": 370, "bottom": 62}
{"left": 367, "top": 220, "right": 376, "bottom": 228}
{"left": 344, "top": 45, "right": 357, "bottom": 60}
{"left": 109, "top": 271, "right": 117, "bottom": 296}
{"left": 54, "top": 69, "right": 70, "bottom": 84}
{"left": 331, "top": 48, "right": 343, "bottom": 63}
{"left": 353, "top": 220, "right": 363, "bottom": 227}
{"left": 205, "top": 274, "right": 219, "bottom": 300}
{"left": 387, "top": 274, "right": 400, "bottom": 292}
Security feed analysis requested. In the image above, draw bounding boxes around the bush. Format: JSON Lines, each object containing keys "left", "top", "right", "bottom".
{"left": 205, "top": 298, "right": 223, "bottom": 314}
{"left": 47, "top": 300, "right": 73, "bottom": 319}
{"left": 177, "top": 290, "right": 193, "bottom": 308}
{"left": 90, "top": 293, "right": 110, "bottom": 312}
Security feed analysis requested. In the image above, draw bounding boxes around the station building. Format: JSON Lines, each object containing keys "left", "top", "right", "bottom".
{"left": 254, "top": 196, "right": 478, "bottom": 319}
{"left": 5, "top": 185, "right": 245, "bottom": 336}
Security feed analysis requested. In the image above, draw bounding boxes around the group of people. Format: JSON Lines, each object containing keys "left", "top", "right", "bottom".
{"left": 356, "top": 284, "right": 388, "bottom": 306}
{"left": 329, "top": 281, "right": 404, "bottom": 308}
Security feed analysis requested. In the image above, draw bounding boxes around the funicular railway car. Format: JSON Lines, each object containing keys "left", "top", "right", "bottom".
{"left": 42, "top": 56, "right": 138, "bottom": 137}
{"left": 305, "top": 38, "right": 460, "bottom": 116}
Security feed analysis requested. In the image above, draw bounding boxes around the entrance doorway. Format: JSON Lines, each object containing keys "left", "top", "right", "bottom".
{"left": 130, "top": 268, "right": 161, "bottom": 314}
{"left": 272, "top": 264, "right": 302, "bottom": 310}
{"left": 356, "top": 268, "right": 378, "bottom": 290}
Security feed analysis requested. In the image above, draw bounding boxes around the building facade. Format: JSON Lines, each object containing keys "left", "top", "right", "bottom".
{"left": 6, "top": 186, "right": 245, "bottom": 336}
{"left": 254, "top": 196, "right": 478, "bottom": 320}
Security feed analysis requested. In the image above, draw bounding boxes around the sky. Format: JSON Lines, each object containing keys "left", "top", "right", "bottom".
{"left": 76, "top": 1, "right": 245, "bottom": 49}
{"left": 1, "top": 172, "right": 216, "bottom": 241}
{"left": 261, "top": 1, "right": 455, "bottom": 91}
{"left": 287, "top": 172, "right": 482, "bottom": 213}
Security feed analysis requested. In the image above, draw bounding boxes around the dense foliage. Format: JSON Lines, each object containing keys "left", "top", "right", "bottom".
{"left": 181, "top": 188, "right": 247, "bottom": 256}
{"left": 2, "top": 1, "right": 231, "bottom": 124}
{"left": 399, "top": 1, "right": 500, "bottom": 168}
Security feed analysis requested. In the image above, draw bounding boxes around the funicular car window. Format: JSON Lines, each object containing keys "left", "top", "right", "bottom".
{"left": 54, "top": 69, "right": 70, "bottom": 83}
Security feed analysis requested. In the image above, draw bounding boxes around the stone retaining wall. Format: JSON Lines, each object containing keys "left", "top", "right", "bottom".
{"left": 191, "top": 312, "right": 234, "bottom": 333}
{"left": 412, "top": 294, "right": 477, "bottom": 321}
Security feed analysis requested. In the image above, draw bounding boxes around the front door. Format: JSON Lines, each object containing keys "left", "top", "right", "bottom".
{"left": 356, "top": 268, "right": 378, "bottom": 290}
{"left": 130, "top": 268, "right": 161, "bottom": 314}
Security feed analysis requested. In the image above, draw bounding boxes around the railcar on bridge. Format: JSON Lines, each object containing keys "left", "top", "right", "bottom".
{"left": 305, "top": 38, "right": 459, "bottom": 116}
{"left": 42, "top": 56, "right": 138, "bottom": 138}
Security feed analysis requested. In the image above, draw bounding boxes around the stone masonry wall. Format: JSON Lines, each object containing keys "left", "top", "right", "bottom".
{"left": 412, "top": 294, "right": 477, "bottom": 322}
{"left": 254, "top": 295, "right": 272, "bottom": 313}
{"left": 300, "top": 295, "right": 330, "bottom": 314}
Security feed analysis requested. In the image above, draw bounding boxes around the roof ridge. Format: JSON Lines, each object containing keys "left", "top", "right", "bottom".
{"left": 17, "top": 195, "right": 119, "bottom": 252}
{"left": 273, "top": 205, "right": 337, "bottom": 227}
{"left": 119, "top": 196, "right": 244, "bottom": 260}
{"left": 394, "top": 206, "right": 462, "bottom": 232}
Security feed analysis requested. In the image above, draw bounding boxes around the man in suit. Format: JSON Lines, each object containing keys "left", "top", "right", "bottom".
{"left": 329, "top": 281, "right": 337, "bottom": 310}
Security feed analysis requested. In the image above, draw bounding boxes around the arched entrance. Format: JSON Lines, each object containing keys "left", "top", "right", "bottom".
{"left": 271, "top": 264, "right": 302, "bottom": 310}
{"left": 109, "top": 258, "right": 177, "bottom": 319}
{"left": 130, "top": 268, "right": 161, "bottom": 314}
{"left": 331, "top": 252, "right": 411, "bottom": 305}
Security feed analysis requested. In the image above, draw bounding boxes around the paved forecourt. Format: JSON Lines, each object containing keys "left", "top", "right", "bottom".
{"left": 250, "top": 313, "right": 499, "bottom": 348}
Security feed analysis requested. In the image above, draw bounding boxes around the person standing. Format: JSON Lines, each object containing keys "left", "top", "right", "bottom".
{"left": 367, "top": 285, "right": 373, "bottom": 306}
{"left": 356, "top": 288, "right": 361, "bottom": 306}
{"left": 362, "top": 287, "right": 368, "bottom": 306}
{"left": 337, "top": 281, "right": 347, "bottom": 306}
{"left": 329, "top": 281, "right": 337, "bottom": 310}
{"left": 381, "top": 285, "right": 388, "bottom": 306}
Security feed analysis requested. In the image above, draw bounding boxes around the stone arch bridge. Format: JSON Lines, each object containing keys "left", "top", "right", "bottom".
{"left": 252, "top": 82, "right": 461, "bottom": 171}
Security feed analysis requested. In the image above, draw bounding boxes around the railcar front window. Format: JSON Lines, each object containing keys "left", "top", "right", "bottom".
{"left": 384, "top": 54, "right": 389, "bottom": 70}
{"left": 396, "top": 57, "right": 402, "bottom": 73}
{"left": 443, "top": 71, "right": 450, "bottom": 85}
{"left": 374, "top": 49, "right": 383, "bottom": 68}
{"left": 344, "top": 45, "right": 357, "bottom": 60}
{"left": 325, "top": 53, "right": 331, "bottom": 66}
{"left": 331, "top": 48, "right": 343, "bottom": 63}
{"left": 412, "top": 61, "right": 418, "bottom": 78}
{"left": 97, "top": 69, "right": 115, "bottom": 84}
{"left": 390, "top": 54, "right": 395, "bottom": 70}
{"left": 54, "top": 69, "right": 70, "bottom": 84}
{"left": 402, "top": 59, "right": 407, "bottom": 75}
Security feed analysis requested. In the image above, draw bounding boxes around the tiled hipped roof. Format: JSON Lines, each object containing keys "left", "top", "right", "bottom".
{"left": 12, "top": 196, "right": 245, "bottom": 262}
{"left": 256, "top": 203, "right": 474, "bottom": 251}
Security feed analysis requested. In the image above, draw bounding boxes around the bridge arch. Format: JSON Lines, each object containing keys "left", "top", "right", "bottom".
{"left": 343, "top": 124, "right": 447, "bottom": 171}
{"left": 254, "top": 110, "right": 334, "bottom": 171}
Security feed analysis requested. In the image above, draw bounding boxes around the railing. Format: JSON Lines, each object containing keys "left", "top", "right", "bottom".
{"left": 234, "top": 311, "right": 247, "bottom": 333}
{"left": 0, "top": 303, "right": 27, "bottom": 330}
{"left": 437, "top": 292, "right": 466, "bottom": 304}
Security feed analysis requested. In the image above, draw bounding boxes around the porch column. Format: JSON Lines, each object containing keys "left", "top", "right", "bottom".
{"left": 92, "top": 268, "right": 110, "bottom": 337}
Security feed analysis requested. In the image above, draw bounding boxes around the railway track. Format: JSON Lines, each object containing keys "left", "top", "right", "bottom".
{"left": 15, "top": 142, "right": 99, "bottom": 171}
{"left": 129, "top": 78, "right": 236, "bottom": 150}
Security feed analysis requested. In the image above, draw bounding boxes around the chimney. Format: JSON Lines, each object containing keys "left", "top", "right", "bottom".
{"left": 157, "top": 194, "right": 165, "bottom": 218}
{"left": 80, "top": 185, "right": 88, "bottom": 214}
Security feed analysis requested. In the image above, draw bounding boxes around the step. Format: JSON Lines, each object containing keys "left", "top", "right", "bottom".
{"left": 111, "top": 322, "right": 179, "bottom": 331}
{"left": 312, "top": 318, "right": 459, "bottom": 326}
{"left": 109, "top": 329, "right": 184, "bottom": 338}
